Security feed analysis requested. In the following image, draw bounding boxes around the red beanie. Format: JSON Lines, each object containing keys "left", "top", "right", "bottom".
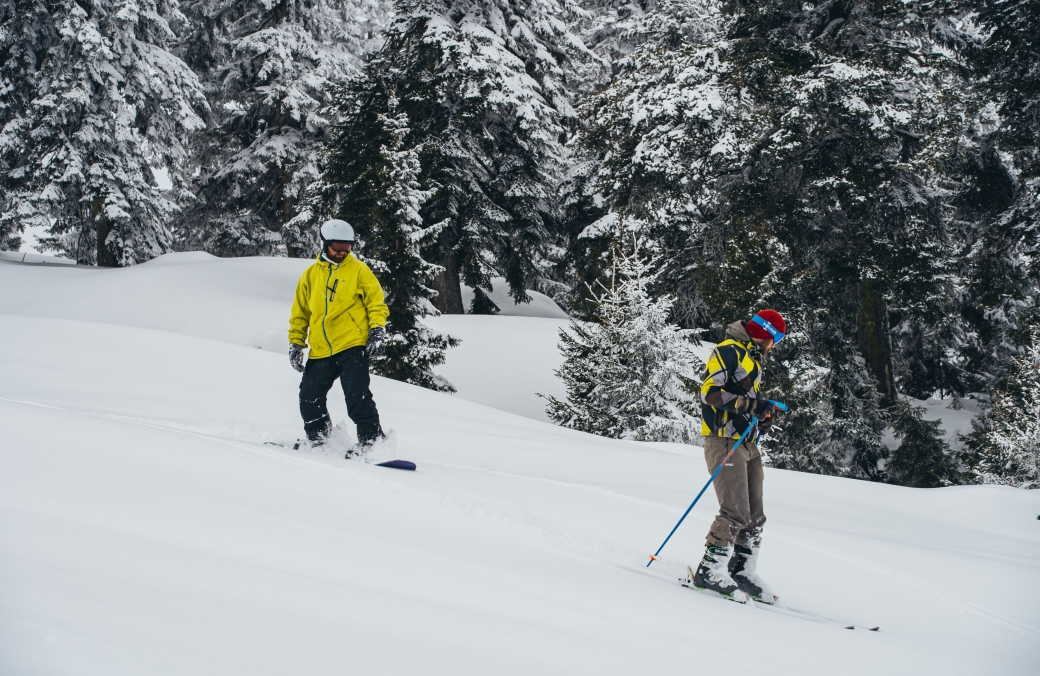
{"left": 746, "top": 309, "right": 787, "bottom": 343}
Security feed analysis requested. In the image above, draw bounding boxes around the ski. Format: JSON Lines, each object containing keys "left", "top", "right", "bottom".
{"left": 678, "top": 570, "right": 878, "bottom": 631}
{"left": 753, "top": 599, "right": 880, "bottom": 632}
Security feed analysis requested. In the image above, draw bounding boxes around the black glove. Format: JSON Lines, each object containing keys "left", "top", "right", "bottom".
{"left": 735, "top": 396, "right": 772, "bottom": 421}
{"left": 289, "top": 343, "right": 306, "bottom": 372}
{"left": 750, "top": 398, "right": 773, "bottom": 420}
{"left": 366, "top": 326, "right": 387, "bottom": 358}
{"left": 759, "top": 415, "right": 774, "bottom": 435}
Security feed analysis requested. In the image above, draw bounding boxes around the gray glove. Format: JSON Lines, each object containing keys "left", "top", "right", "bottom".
{"left": 289, "top": 343, "right": 306, "bottom": 372}
{"left": 366, "top": 326, "right": 387, "bottom": 358}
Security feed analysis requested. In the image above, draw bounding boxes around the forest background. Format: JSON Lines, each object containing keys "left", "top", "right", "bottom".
{"left": 2, "top": 0, "right": 1038, "bottom": 489}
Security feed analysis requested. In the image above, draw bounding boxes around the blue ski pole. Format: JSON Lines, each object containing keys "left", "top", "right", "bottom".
{"left": 646, "top": 400, "right": 786, "bottom": 568}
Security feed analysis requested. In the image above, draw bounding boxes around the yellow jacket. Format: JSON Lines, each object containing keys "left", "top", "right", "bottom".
{"left": 700, "top": 321, "right": 764, "bottom": 439}
{"left": 288, "top": 253, "right": 389, "bottom": 359}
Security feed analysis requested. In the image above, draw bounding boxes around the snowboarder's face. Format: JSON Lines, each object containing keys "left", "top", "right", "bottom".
{"left": 326, "top": 241, "right": 352, "bottom": 263}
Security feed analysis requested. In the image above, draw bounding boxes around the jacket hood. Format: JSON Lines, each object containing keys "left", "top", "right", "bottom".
{"left": 726, "top": 320, "right": 751, "bottom": 342}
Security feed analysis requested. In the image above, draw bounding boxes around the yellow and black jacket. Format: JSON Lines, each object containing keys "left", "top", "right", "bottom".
{"left": 288, "top": 253, "right": 389, "bottom": 359}
{"left": 700, "top": 321, "right": 764, "bottom": 439}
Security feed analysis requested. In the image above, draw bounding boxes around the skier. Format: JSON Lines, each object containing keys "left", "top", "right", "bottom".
{"left": 689, "top": 309, "right": 786, "bottom": 603}
{"left": 288, "top": 219, "right": 390, "bottom": 457}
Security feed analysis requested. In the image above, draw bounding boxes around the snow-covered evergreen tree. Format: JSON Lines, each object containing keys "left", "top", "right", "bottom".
{"left": 574, "top": 0, "right": 746, "bottom": 327}
{"left": 958, "top": 0, "right": 1040, "bottom": 391}
{"left": 319, "top": 92, "right": 458, "bottom": 391}
{"left": 0, "top": 0, "right": 208, "bottom": 264}
{"left": 963, "top": 328, "right": 1040, "bottom": 489}
{"left": 887, "top": 398, "right": 958, "bottom": 488}
{"left": 766, "top": 325, "right": 888, "bottom": 479}
{"left": 544, "top": 237, "right": 703, "bottom": 443}
{"left": 576, "top": 0, "right": 979, "bottom": 480}
{"left": 176, "top": 0, "right": 390, "bottom": 257}
{"left": 311, "top": 0, "right": 603, "bottom": 314}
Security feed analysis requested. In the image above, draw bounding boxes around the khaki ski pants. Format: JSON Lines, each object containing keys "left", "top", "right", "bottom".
{"left": 703, "top": 436, "right": 766, "bottom": 548}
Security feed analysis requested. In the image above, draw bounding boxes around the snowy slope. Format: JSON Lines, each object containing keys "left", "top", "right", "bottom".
{"left": 0, "top": 254, "right": 569, "bottom": 422}
{"left": 0, "top": 257, "right": 1038, "bottom": 675}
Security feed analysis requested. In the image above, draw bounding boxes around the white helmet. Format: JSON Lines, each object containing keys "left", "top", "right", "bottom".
{"left": 320, "top": 219, "right": 355, "bottom": 243}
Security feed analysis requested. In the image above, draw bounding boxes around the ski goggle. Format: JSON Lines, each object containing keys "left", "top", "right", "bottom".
{"left": 751, "top": 315, "right": 785, "bottom": 345}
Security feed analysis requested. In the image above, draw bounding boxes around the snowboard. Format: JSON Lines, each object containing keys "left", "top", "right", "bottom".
{"left": 376, "top": 459, "right": 417, "bottom": 471}
{"left": 268, "top": 441, "right": 416, "bottom": 470}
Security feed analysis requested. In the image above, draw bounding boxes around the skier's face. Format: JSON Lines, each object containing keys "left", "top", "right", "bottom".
{"left": 326, "top": 241, "right": 352, "bottom": 263}
{"left": 752, "top": 337, "right": 775, "bottom": 354}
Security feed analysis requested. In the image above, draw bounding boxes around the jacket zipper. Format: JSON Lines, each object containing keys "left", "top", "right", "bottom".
{"left": 321, "top": 263, "right": 334, "bottom": 355}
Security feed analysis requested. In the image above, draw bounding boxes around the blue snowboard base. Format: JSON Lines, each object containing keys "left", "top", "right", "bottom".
{"left": 377, "top": 459, "right": 417, "bottom": 471}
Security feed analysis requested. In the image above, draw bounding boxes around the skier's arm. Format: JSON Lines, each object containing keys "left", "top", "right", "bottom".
{"left": 701, "top": 344, "right": 753, "bottom": 413}
{"left": 359, "top": 265, "right": 389, "bottom": 328}
{"left": 288, "top": 273, "right": 311, "bottom": 347}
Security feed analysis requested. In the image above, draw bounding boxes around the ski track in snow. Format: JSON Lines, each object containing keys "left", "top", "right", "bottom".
{"left": 410, "top": 458, "right": 1040, "bottom": 639}
{"left": 6, "top": 393, "right": 1037, "bottom": 640}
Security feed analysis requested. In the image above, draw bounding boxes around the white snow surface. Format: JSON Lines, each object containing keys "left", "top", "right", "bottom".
{"left": 460, "top": 276, "right": 570, "bottom": 319}
{"left": 425, "top": 314, "right": 569, "bottom": 421}
{"left": 0, "top": 255, "right": 1038, "bottom": 675}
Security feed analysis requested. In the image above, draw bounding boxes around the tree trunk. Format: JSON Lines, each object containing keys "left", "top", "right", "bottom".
{"left": 281, "top": 160, "right": 302, "bottom": 258}
{"left": 94, "top": 196, "right": 117, "bottom": 268}
{"left": 856, "top": 277, "right": 896, "bottom": 406}
{"left": 432, "top": 250, "right": 465, "bottom": 314}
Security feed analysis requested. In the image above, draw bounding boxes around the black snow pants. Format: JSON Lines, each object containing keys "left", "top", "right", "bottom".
{"left": 299, "top": 346, "right": 382, "bottom": 444}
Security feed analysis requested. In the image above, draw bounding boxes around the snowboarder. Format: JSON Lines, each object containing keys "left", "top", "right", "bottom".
{"left": 288, "top": 219, "right": 390, "bottom": 457}
{"left": 690, "top": 309, "right": 786, "bottom": 603}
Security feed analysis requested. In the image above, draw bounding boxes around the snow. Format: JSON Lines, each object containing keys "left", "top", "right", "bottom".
{"left": 149, "top": 166, "right": 172, "bottom": 191}
{"left": 425, "top": 314, "right": 569, "bottom": 421}
{"left": 0, "top": 255, "right": 1038, "bottom": 675}
{"left": 880, "top": 396, "right": 983, "bottom": 452}
{"left": 13, "top": 223, "right": 59, "bottom": 258}
{"left": 460, "top": 276, "right": 569, "bottom": 319}
{"left": 0, "top": 250, "right": 76, "bottom": 265}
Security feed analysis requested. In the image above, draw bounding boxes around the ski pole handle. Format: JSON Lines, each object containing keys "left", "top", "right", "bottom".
{"left": 767, "top": 399, "right": 788, "bottom": 411}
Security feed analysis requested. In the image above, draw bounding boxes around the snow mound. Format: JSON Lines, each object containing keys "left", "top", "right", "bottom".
{"left": 0, "top": 255, "right": 572, "bottom": 422}
{"left": 140, "top": 251, "right": 219, "bottom": 266}
{"left": 461, "top": 276, "right": 570, "bottom": 318}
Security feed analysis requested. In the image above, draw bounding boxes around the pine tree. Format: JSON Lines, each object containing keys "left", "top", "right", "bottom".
{"left": 963, "top": 328, "right": 1040, "bottom": 489}
{"left": 577, "top": 0, "right": 979, "bottom": 479}
{"left": 176, "top": 0, "right": 390, "bottom": 257}
{"left": 544, "top": 237, "right": 704, "bottom": 443}
{"left": 767, "top": 329, "right": 889, "bottom": 480}
{"left": 576, "top": 0, "right": 736, "bottom": 327}
{"left": 887, "top": 398, "right": 958, "bottom": 488}
{"left": 959, "top": 0, "right": 1040, "bottom": 390}
{"left": 0, "top": 0, "right": 208, "bottom": 264}
{"left": 347, "top": 94, "right": 458, "bottom": 391}
{"left": 311, "top": 0, "right": 602, "bottom": 314}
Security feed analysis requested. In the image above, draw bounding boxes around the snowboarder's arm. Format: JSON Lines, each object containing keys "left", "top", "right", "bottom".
{"left": 288, "top": 273, "right": 311, "bottom": 347}
{"left": 359, "top": 265, "right": 389, "bottom": 328}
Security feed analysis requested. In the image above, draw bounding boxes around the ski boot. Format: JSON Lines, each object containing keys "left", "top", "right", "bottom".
{"left": 729, "top": 544, "right": 777, "bottom": 604}
{"left": 687, "top": 545, "right": 748, "bottom": 603}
